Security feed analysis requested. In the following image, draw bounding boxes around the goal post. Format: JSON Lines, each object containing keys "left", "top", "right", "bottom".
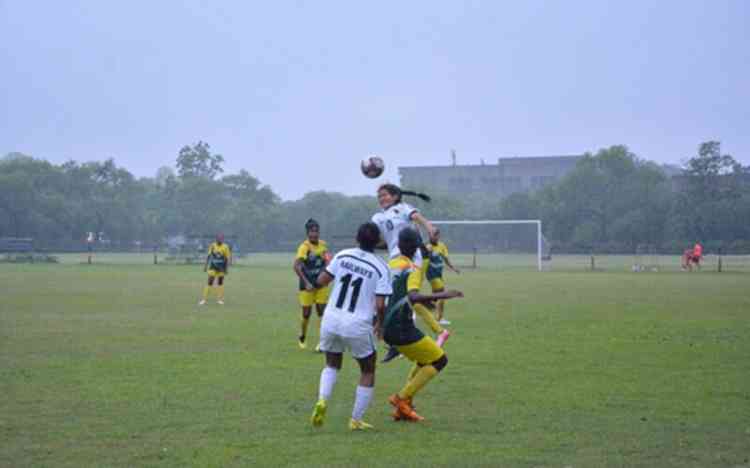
{"left": 431, "top": 220, "right": 544, "bottom": 272}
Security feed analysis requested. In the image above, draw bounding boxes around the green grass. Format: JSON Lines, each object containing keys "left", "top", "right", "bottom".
{"left": 1, "top": 256, "right": 749, "bottom": 467}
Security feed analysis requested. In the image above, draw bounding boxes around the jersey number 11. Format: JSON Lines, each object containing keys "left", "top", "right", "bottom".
{"left": 335, "top": 273, "right": 363, "bottom": 313}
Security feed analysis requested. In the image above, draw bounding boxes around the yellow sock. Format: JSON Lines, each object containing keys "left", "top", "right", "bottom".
{"left": 217, "top": 285, "right": 225, "bottom": 300}
{"left": 399, "top": 365, "right": 438, "bottom": 399}
{"left": 437, "top": 300, "right": 446, "bottom": 320}
{"left": 414, "top": 303, "right": 443, "bottom": 334}
{"left": 301, "top": 316, "right": 310, "bottom": 338}
{"left": 202, "top": 286, "right": 210, "bottom": 300}
{"left": 406, "top": 363, "right": 420, "bottom": 383}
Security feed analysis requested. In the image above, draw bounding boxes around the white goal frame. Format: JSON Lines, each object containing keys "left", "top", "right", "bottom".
{"left": 431, "top": 220, "right": 543, "bottom": 272}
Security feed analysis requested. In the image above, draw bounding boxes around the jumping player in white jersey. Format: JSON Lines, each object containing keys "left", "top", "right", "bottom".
{"left": 371, "top": 183, "right": 436, "bottom": 268}
{"left": 310, "top": 222, "right": 392, "bottom": 431}
{"left": 371, "top": 184, "right": 447, "bottom": 363}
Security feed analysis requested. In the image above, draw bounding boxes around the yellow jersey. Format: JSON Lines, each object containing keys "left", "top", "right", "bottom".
{"left": 383, "top": 256, "right": 423, "bottom": 346}
{"left": 425, "top": 241, "right": 449, "bottom": 280}
{"left": 207, "top": 242, "right": 231, "bottom": 272}
{"left": 296, "top": 239, "right": 329, "bottom": 289}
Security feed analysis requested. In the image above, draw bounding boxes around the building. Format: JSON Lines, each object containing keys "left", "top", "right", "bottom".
{"left": 399, "top": 155, "right": 583, "bottom": 197}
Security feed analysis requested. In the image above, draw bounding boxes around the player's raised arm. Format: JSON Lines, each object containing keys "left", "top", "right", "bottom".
{"left": 410, "top": 211, "right": 436, "bottom": 239}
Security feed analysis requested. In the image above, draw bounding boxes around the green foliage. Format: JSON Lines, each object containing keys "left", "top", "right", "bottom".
{"left": 176, "top": 141, "right": 224, "bottom": 179}
{"left": 1, "top": 140, "right": 749, "bottom": 253}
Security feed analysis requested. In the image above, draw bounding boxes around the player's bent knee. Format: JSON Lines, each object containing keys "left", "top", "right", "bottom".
{"left": 431, "top": 354, "right": 448, "bottom": 372}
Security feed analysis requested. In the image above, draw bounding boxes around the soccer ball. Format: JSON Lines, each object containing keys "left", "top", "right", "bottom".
{"left": 361, "top": 156, "right": 385, "bottom": 179}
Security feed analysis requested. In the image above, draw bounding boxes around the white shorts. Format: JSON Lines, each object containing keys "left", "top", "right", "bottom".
{"left": 319, "top": 328, "right": 377, "bottom": 359}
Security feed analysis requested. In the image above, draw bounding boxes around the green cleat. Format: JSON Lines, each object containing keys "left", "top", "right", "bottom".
{"left": 349, "top": 419, "right": 374, "bottom": 431}
{"left": 310, "top": 399, "right": 327, "bottom": 427}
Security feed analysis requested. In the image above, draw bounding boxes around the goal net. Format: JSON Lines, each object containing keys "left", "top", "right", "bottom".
{"left": 430, "top": 220, "right": 546, "bottom": 271}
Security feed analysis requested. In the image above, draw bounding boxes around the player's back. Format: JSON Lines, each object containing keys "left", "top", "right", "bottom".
{"left": 322, "top": 248, "right": 391, "bottom": 336}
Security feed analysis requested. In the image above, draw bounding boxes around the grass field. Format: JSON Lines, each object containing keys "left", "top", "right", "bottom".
{"left": 2, "top": 255, "right": 749, "bottom": 467}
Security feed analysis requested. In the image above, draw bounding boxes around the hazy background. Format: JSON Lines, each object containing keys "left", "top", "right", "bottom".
{"left": 2, "top": 0, "right": 748, "bottom": 200}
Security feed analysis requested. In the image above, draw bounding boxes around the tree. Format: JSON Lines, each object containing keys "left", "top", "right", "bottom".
{"left": 176, "top": 141, "right": 224, "bottom": 179}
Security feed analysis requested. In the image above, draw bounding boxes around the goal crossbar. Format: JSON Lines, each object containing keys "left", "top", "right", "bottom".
{"left": 432, "top": 220, "right": 543, "bottom": 271}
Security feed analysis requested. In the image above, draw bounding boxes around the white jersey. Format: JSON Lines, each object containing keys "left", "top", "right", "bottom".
{"left": 320, "top": 248, "right": 392, "bottom": 337}
{"left": 371, "top": 202, "right": 419, "bottom": 260}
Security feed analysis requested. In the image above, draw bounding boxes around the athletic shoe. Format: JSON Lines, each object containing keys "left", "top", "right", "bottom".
{"left": 310, "top": 399, "right": 327, "bottom": 427}
{"left": 388, "top": 394, "right": 424, "bottom": 422}
{"left": 349, "top": 419, "right": 374, "bottom": 431}
{"left": 436, "top": 329, "right": 451, "bottom": 348}
{"left": 298, "top": 337, "right": 307, "bottom": 350}
{"left": 391, "top": 398, "right": 416, "bottom": 421}
{"left": 217, "top": 300, "right": 224, "bottom": 305}
{"left": 381, "top": 346, "right": 401, "bottom": 363}
{"left": 438, "top": 319, "right": 451, "bottom": 325}
{"left": 198, "top": 300, "right": 206, "bottom": 306}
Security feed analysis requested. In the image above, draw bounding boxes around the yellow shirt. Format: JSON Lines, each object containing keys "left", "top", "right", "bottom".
{"left": 207, "top": 242, "right": 231, "bottom": 272}
{"left": 425, "top": 241, "right": 449, "bottom": 280}
{"left": 296, "top": 240, "right": 329, "bottom": 287}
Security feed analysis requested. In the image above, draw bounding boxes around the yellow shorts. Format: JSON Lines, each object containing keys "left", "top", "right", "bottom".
{"left": 299, "top": 286, "right": 330, "bottom": 307}
{"left": 396, "top": 336, "right": 445, "bottom": 365}
{"left": 429, "top": 277, "right": 445, "bottom": 291}
{"left": 207, "top": 269, "right": 225, "bottom": 278}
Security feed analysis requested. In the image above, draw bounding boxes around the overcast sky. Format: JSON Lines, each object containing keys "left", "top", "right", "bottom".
{"left": 2, "top": 1, "right": 748, "bottom": 200}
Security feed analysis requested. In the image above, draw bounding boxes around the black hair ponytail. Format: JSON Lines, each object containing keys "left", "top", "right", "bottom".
{"left": 378, "top": 184, "right": 431, "bottom": 203}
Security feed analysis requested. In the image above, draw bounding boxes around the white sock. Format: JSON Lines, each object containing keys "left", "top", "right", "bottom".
{"left": 351, "top": 385, "right": 374, "bottom": 421}
{"left": 318, "top": 367, "right": 338, "bottom": 401}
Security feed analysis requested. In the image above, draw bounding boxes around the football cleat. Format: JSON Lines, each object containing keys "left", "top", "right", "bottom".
{"left": 298, "top": 336, "right": 307, "bottom": 350}
{"left": 315, "top": 343, "right": 322, "bottom": 353}
{"left": 217, "top": 300, "right": 224, "bottom": 305}
{"left": 310, "top": 399, "right": 327, "bottom": 427}
{"left": 349, "top": 419, "right": 374, "bottom": 431}
{"left": 381, "top": 346, "right": 401, "bottom": 363}
{"left": 388, "top": 394, "right": 424, "bottom": 422}
{"left": 198, "top": 300, "right": 206, "bottom": 306}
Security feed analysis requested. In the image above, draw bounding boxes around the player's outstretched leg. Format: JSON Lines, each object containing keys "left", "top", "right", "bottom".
{"left": 311, "top": 353, "right": 342, "bottom": 427}
{"left": 389, "top": 339, "right": 448, "bottom": 422}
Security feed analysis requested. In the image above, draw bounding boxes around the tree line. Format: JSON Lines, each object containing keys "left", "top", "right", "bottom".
{"left": 1, "top": 141, "right": 748, "bottom": 254}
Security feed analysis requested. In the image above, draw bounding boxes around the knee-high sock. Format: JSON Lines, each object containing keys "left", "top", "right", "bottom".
{"left": 318, "top": 366, "right": 338, "bottom": 401}
{"left": 398, "top": 365, "right": 438, "bottom": 399}
{"left": 202, "top": 286, "right": 210, "bottom": 300}
{"left": 217, "top": 285, "right": 225, "bottom": 300}
{"left": 437, "top": 299, "right": 445, "bottom": 320}
{"left": 406, "top": 363, "right": 420, "bottom": 384}
{"left": 413, "top": 303, "right": 443, "bottom": 334}
{"left": 352, "top": 385, "right": 374, "bottom": 421}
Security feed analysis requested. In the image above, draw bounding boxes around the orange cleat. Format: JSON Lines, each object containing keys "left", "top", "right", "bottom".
{"left": 388, "top": 394, "right": 424, "bottom": 422}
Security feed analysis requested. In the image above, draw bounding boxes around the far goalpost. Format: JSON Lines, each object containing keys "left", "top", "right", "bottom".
{"left": 431, "top": 220, "right": 545, "bottom": 272}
